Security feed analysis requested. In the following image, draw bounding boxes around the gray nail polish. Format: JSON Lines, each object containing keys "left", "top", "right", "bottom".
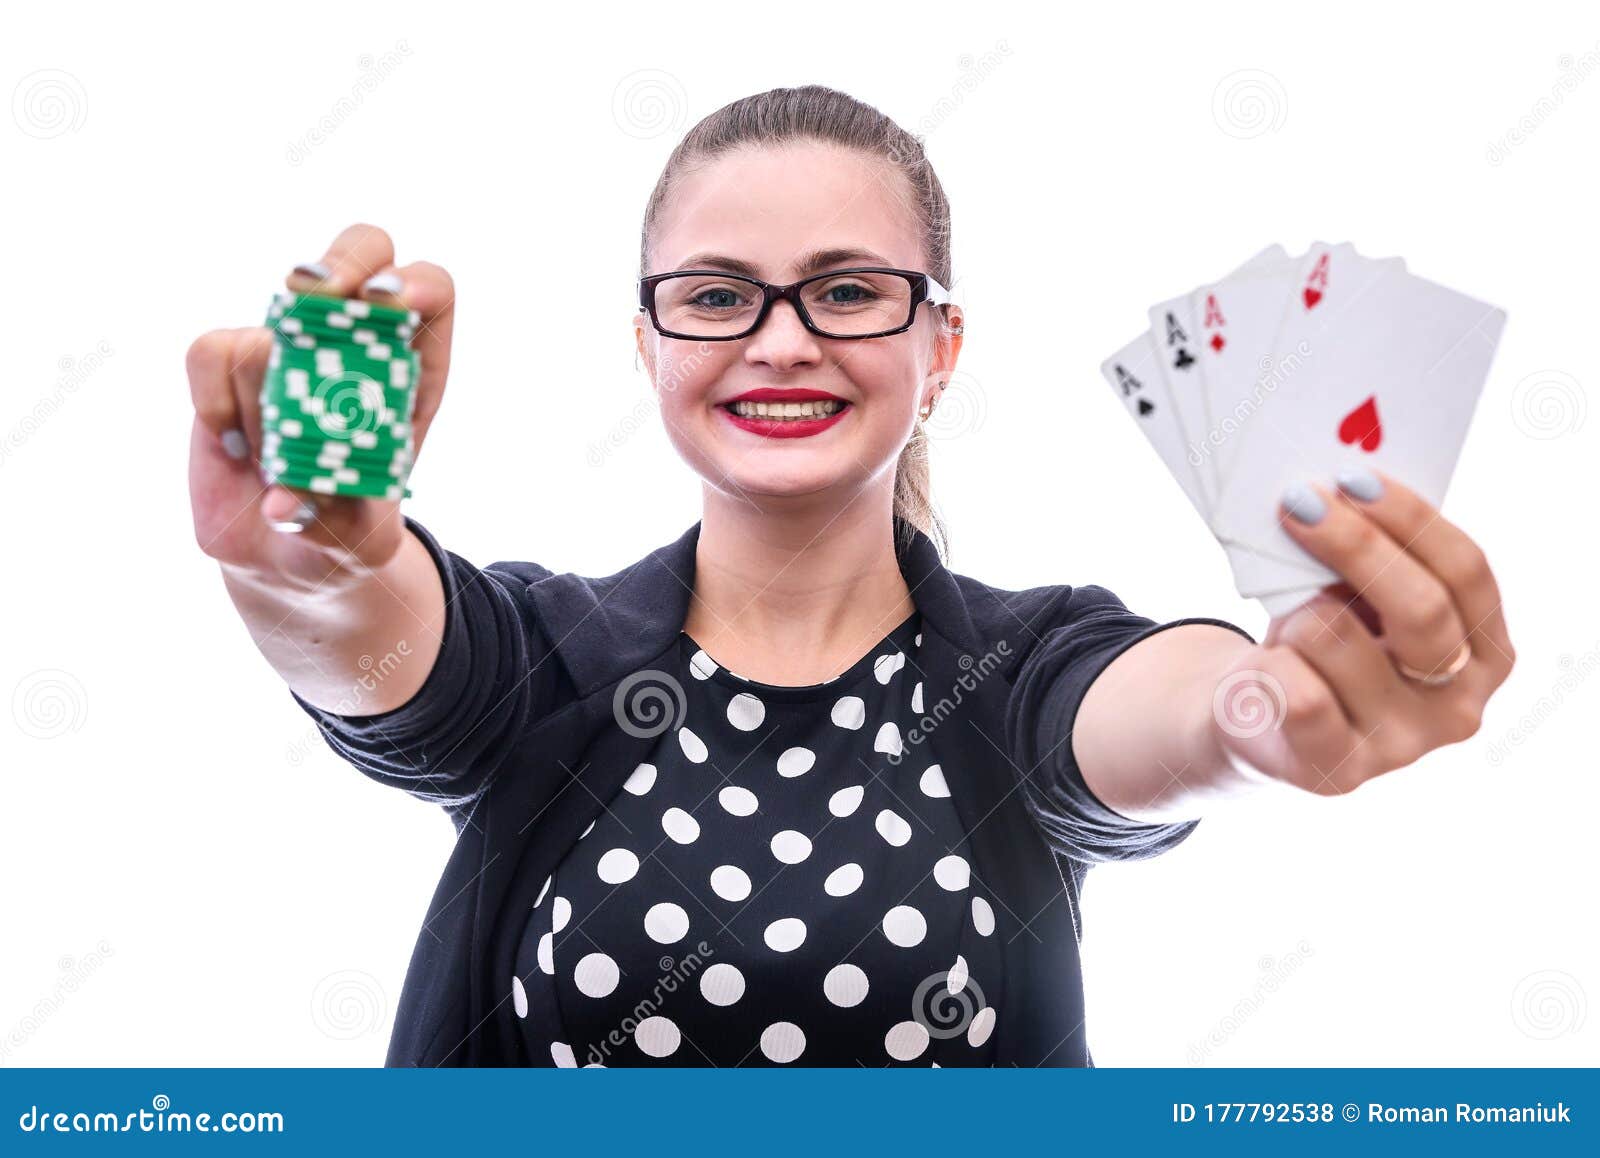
{"left": 1281, "top": 484, "right": 1327, "bottom": 525}
{"left": 1336, "top": 467, "right": 1384, "bottom": 502}
{"left": 220, "top": 428, "right": 248, "bottom": 460}
{"left": 362, "top": 271, "right": 404, "bottom": 297}
{"left": 266, "top": 499, "right": 316, "bottom": 534}
{"left": 292, "top": 261, "right": 331, "bottom": 281}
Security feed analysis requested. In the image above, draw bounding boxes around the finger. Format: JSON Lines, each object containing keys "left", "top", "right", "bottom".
{"left": 1331, "top": 467, "right": 1515, "bottom": 680}
{"left": 286, "top": 222, "right": 397, "bottom": 298}
{"left": 187, "top": 328, "right": 246, "bottom": 444}
{"left": 1275, "top": 592, "right": 1421, "bottom": 734}
{"left": 1278, "top": 480, "right": 1468, "bottom": 678}
{"left": 223, "top": 327, "right": 273, "bottom": 462}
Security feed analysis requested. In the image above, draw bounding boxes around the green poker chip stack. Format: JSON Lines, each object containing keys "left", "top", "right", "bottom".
{"left": 257, "top": 291, "right": 421, "bottom": 501}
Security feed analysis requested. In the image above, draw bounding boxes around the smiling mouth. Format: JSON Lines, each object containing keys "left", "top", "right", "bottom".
{"left": 722, "top": 399, "right": 849, "bottom": 420}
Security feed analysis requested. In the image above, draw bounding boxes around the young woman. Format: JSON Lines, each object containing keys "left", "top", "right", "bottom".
{"left": 187, "top": 85, "right": 1515, "bottom": 1066}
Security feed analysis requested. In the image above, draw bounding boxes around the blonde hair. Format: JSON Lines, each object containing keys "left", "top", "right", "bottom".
{"left": 639, "top": 84, "right": 955, "bottom": 561}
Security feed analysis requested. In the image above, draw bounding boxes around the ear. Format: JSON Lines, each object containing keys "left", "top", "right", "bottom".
{"left": 633, "top": 313, "right": 654, "bottom": 382}
{"left": 924, "top": 305, "right": 964, "bottom": 406}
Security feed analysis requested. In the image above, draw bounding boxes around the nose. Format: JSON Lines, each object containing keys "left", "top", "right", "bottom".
{"left": 743, "top": 298, "right": 822, "bottom": 370}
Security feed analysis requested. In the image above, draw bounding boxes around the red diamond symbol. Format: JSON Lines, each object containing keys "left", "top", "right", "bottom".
{"left": 1210, "top": 333, "right": 1226, "bottom": 353}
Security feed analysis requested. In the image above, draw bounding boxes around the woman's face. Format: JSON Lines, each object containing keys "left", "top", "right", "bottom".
{"left": 635, "top": 141, "right": 963, "bottom": 507}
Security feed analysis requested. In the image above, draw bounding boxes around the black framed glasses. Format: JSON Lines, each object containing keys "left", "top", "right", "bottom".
{"left": 637, "top": 266, "right": 957, "bottom": 341}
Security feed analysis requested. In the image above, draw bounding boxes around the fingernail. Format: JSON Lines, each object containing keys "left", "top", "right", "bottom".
{"left": 220, "top": 428, "right": 248, "bottom": 460}
{"left": 291, "top": 261, "right": 331, "bottom": 282}
{"left": 1336, "top": 467, "right": 1384, "bottom": 502}
{"left": 266, "top": 499, "right": 316, "bottom": 534}
{"left": 1281, "top": 484, "right": 1327, "bottom": 525}
{"left": 361, "top": 271, "right": 404, "bottom": 298}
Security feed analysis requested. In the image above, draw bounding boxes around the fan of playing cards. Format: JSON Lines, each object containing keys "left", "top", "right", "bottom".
{"left": 1100, "top": 241, "right": 1507, "bottom": 619}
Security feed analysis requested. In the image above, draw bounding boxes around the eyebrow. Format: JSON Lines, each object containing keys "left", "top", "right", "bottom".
{"left": 674, "top": 247, "right": 894, "bottom": 279}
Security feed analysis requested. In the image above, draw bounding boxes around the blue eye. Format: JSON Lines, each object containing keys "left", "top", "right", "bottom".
{"left": 692, "top": 288, "right": 743, "bottom": 310}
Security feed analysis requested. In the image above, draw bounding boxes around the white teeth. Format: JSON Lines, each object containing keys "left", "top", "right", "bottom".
{"left": 729, "top": 399, "right": 845, "bottom": 419}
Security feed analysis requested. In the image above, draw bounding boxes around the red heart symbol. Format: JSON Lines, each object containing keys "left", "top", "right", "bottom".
{"left": 1303, "top": 287, "right": 1323, "bottom": 309}
{"left": 1337, "top": 395, "right": 1382, "bottom": 452}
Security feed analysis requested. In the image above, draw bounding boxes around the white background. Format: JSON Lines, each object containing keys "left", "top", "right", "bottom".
{"left": 3, "top": 0, "right": 1595, "bottom": 1066}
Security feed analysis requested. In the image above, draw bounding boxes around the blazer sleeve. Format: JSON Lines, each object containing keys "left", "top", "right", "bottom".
{"left": 1005, "top": 583, "right": 1256, "bottom": 865}
{"left": 288, "top": 515, "right": 574, "bottom": 819}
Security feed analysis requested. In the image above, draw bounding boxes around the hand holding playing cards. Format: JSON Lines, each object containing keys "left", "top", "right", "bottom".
{"left": 1207, "top": 468, "right": 1515, "bottom": 794}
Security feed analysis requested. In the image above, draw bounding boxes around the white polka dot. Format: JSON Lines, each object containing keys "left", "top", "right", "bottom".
{"left": 885, "top": 1020, "right": 930, "bottom": 1060}
{"left": 770, "top": 829, "right": 812, "bottom": 864}
{"left": 512, "top": 975, "right": 528, "bottom": 1018}
{"left": 662, "top": 807, "right": 700, "bottom": 844}
{"left": 933, "top": 854, "right": 970, "bottom": 891}
{"left": 947, "top": 954, "right": 969, "bottom": 994}
{"left": 831, "top": 696, "right": 866, "bottom": 730}
{"left": 597, "top": 848, "right": 639, "bottom": 884}
{"left": 875, "top": 808, "right": 912, "bottom": 846}
{"left": 915, "top": 632, "right": 922, "bottom": 647}
{"left": 824, "top": 862, "right": 864, "bottom": 896}
{"left": 551, "top": 895, "right": 571, "bottom": 932}
{"left": 874, "top": 721, "right": 904, "bottom": 756}
{"left": 883, "top": 904, "right": 927, "bottom": 947}
{"left": 920, "top": 764, "right": 950, "bottom": 797}
{"left": 689, "top": 649, "right": 717, "bottom": 679}
{"left": 971, "top": 896, "right": 995, "bottom": 936}
{"left": 700, "top": 962, "right": 745, "bottom": 1006}
{"left": 579, "top": 818, "right": 595, "bottom": 839}
{"left": 574, "top": 952, "right": 619, "bottom": 998}
{"left": 678, "top": 727, "right": 708, "bottom": 763}
{"left": 710, "top": 864, "right": 751, "bottom": 901}
{"left": 912, "top": 681, "right": 924, "bottom": 713}
{"left": 583, "top": 1062, "right": 605, "bottom": 1068}
{"left": 764, "top": 917, "right": 807, "bottom": 952}
{"left": 718, "top": 785, "right": 759, "bottom": 816}
{"left": 644, "top": 902, "right": 689, "bottom": 943}
{"left": 537, "top": 932, "right": 554, "bottom": 974}
{"left": 534, "top": 874, "right": 552, "bottom": 907}
{"left": 760, "top": 1021, "right": 806, "bottom": 1063}
{"left": 967, "top": 1006, "right": 996, "bottom": 1047}
{"left": 828, "top": 784, "right": 864, "bottom": 817}
{"left": 823, "top": 963, "right": 869, "bottom": 1007}
{"left": 727, "top": 692, "right": 765, "bottom": 731}
{"left": 623, "top": 763, "right": 657, "bottom": 795}
{"left": 874, "top": 650, "right": 906, "bottom": 683}
{"left": 777, "top": 747, "right": 815, "bottom": 777}
{"left": 635, "top": 1016, "right": 680, "bottom": 1058}
{"left": 551, "top": 1041, "right": 577, "bottom": 1067}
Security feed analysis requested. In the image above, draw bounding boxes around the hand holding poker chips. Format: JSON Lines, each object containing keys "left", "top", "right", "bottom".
{"left": 1099, "top": 241, "right": 1508, "bottom": 617}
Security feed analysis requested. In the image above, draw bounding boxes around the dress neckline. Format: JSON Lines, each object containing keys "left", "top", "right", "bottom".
{"left": 680, "top": 610, "right": 920, "bottom": 704}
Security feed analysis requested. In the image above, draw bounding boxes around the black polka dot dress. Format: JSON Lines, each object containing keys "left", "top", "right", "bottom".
{"left": 511, "top": 610, "right": 1003, "bottom": 1066}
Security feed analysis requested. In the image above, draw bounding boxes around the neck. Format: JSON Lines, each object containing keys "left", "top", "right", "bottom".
{"left": 681, "top": 485, "right": 916, "bottom": 686}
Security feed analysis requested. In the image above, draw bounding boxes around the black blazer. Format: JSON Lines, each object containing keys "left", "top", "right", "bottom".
{"left": 295, "top": 513, "right": 1253, "bottom": 1066}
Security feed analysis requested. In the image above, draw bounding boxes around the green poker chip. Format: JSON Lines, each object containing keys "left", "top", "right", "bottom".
{"left": 257, "top": 290, "right": 422, "bottom": 501}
